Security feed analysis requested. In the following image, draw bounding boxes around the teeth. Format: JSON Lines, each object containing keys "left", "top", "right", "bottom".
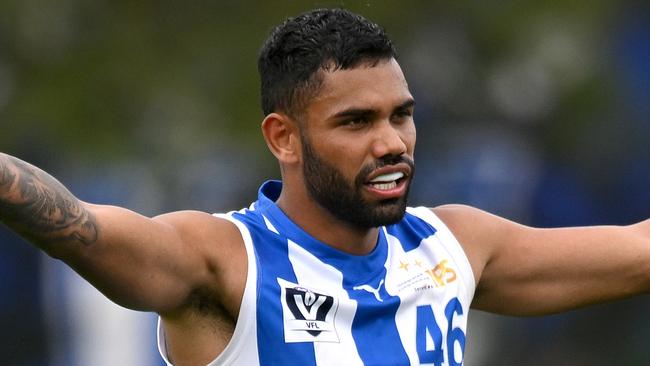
{"left": 371, "top": 181, "right": 398, "bottom": 190}
{"left": 369, "top": 172, "right": 404, "bottom": 183}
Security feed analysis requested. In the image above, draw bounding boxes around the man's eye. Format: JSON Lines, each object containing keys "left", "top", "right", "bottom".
{"left": 395, "top": 109, "right": 412, "bottom": 118}
{"left": 390, "top": 112, "right": 411, "bottom": 124}
{"left": 344, "top": 117, "right": 368, "bottom": 126}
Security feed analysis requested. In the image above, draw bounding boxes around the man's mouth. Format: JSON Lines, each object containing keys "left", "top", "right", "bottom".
{"left": 368, "top": 171, "right": 405, "bottom": 190}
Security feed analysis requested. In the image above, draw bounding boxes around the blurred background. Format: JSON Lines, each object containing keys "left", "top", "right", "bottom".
{"left": 0, "top": 0, "right": 648, "bottom": 365}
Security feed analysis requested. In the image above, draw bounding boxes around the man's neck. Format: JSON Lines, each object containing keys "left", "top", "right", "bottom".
{"left": 275, "top": 184, "right": 380, "bottom": 255}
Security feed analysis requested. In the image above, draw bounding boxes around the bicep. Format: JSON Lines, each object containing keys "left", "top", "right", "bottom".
{"left": 51, "top": 204, "right": 217, "bottom": 313}
{"left": 476, "top": 224, "right": 649, "bottom": 315}
{"left": 436, "top": 205, "right": 649, "bottom": 316}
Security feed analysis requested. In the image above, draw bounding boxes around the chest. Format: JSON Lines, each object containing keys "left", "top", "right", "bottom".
{"left": 251, "top": 232, "right": 470, "bottom": 365}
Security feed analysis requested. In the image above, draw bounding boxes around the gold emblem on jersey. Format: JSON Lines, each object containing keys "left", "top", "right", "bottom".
{"left": 425, "top": 259, "right": 457, "bottom": 287}
{"left": 393, "top": 258, "right": 458, "bottom": 293}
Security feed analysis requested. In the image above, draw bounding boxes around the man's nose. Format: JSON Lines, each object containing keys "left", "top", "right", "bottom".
{"left": 371, "top": 120, "right": 407, "bottom": 159}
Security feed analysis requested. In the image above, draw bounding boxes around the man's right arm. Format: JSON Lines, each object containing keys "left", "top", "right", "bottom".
{"left": 0, "top": 152, "right": 227, "bottom": 313}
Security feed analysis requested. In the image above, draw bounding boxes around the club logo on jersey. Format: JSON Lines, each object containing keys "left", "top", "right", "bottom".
{"left": 278, "top": 278, "right": 340, "bottom": 343}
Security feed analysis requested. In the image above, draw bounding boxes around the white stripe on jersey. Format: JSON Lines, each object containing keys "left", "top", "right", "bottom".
{"left": 382, "top": 228, "right": 420, "bottom": 365}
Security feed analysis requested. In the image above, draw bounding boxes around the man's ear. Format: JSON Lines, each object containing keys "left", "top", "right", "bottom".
{"left": 261, "top": 112, "right": 301, "bottom": 164}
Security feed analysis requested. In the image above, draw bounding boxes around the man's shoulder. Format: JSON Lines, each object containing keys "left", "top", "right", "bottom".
{"left": 430, "top": 204, "right": 515, "bottom": 235}
{"left": 430, "top": 204, "right": 488, "bottom": 225}
{"left": 153, "top": 210, "right": 245, "bottom": 249}
{"left": 154, "top": 209, "right": 236, "bottom": 227}
{"left": 400, "top": 205, "right": 485, "bottom": 245}
{"left": 402, "top": 204, "right": 479, "bottom": 230}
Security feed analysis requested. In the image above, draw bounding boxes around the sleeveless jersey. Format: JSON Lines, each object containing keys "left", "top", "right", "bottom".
{"left": 158, "top": 180, "right": 476, "bottom": 366}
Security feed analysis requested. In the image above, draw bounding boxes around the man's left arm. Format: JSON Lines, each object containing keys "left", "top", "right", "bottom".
{"left": 434, "top": 204, "right": 650, "bottom": 316}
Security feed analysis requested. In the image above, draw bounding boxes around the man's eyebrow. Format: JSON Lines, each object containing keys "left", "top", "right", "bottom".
{"left": 330, "top": 98, "right": 415, "bottom": 120}
{"left": 394, "top": 98, "right": 415, "bottom": 112}
{"left": 330, "top": 107, "right": 377, "bottom": 120}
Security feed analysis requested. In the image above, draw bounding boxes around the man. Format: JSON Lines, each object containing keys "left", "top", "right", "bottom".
{"left": 0, "top": 8, "right": 648, "bottom": 366}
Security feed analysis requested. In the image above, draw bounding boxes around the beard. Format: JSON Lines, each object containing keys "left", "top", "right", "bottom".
{"left": 301, "top": 136, "right": 415, "bottom": 229}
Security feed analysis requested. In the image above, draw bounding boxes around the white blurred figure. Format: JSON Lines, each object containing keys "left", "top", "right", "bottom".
{"left": 41, "top": 257, "right": 158, "bottom": 366}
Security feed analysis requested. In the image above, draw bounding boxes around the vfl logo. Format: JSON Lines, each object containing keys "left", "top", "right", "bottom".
{"left": 278, "top": 278, "right": 340, "bottom": 343}
{"left": 353, "top": 279, "right": 385, "bottom": 302}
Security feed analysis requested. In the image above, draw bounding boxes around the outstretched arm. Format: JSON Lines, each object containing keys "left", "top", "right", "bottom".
{"left": 0, "top": 152, "right": 231, "bottom": 314}
{"left": 0, "top": 153, "right": 99, "bottom": 246}
{"left": 435, "top": 204, "right": 650, "bottom": 316}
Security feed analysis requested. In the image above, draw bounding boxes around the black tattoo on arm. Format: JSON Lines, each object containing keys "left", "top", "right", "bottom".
{"left": 0, "top": 154, "right": 98, "bottom": 246}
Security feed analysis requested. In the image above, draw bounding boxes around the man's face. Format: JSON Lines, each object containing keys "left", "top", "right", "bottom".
{"left": 299, "top": 58, "right": 416, "bottom": 228}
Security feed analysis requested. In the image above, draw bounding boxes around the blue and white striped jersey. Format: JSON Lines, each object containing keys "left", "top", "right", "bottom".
{"left": 158, "top": 180, "right": 475, "bottom": 365}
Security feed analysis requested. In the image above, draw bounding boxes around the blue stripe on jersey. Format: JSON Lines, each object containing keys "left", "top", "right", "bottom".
{"left": 343, "top": 232, "right": 410, "bottom": 365}
{"left": 348, "top": 286, "right": 409, "bottom": 365}
{"left": 386, "top": 212, "right": 437, "bottom": 252}
{"left": 232, "top": 208, "right": 317, "bottom": 366}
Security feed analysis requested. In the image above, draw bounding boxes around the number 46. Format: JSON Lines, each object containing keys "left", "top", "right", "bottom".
{"left": 416, "top": 297, "right": 466, "bottom": 366}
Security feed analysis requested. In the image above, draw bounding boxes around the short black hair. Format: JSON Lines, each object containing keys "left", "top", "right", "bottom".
{"left": 258, "top": 8, "right": 396, "bottom": 117}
